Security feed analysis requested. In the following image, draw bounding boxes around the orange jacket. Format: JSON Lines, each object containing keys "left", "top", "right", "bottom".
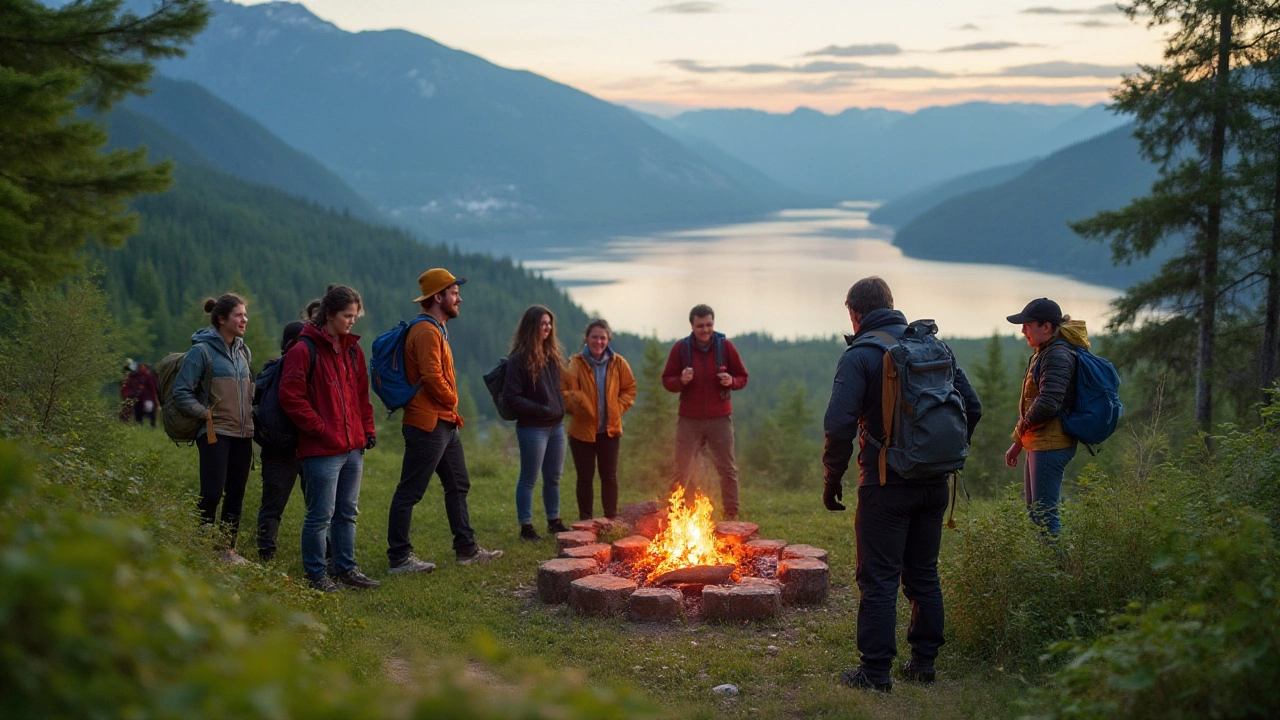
{"left": 402, "top": 319, "right": 462, "bottom": 433}
{"left": 561, "top": 351, "right": 637, "bottom": 443}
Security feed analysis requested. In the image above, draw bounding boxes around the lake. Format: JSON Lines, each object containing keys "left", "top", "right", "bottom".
{"left": 516, "top": 202, "right": 1121, "bottom": 341}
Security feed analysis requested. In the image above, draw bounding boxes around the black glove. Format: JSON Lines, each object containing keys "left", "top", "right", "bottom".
{"left": 365, "top": 434, "right": 377, "bottom": 450}
{"left": 823, "top": 479, "right": 846, "bottom": 512}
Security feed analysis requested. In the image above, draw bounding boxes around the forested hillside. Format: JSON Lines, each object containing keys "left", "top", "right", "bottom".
{"left": 92, "top": 112, "right": 588, "bottom": 410}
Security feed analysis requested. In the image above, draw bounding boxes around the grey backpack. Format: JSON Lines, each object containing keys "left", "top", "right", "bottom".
{"left": 852, "top": 320, "right": 969, "bottom": 483}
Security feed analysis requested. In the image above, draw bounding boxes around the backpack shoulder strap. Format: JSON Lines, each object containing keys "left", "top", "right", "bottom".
{"left": 850, "top": 329, "right": 898, "bottom": 486}
{"left": 714, "top": 333, "right": 724, "bottom": 369}
{"left": 416, "top": 314, "right": 446, "bottom": 341}
{"left": 196, "top": 343, "right": 214, "bottom": 404}
{"left": 680, "top": 337, "right": 691, "bottom": 369}
{"left": 298, "top": 336, "right": 318, "bottom": 385}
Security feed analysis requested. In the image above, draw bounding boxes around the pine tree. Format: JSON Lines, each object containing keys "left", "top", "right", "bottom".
{"left": 0, "top": 0, "right": 208, "bottom": 289}
{"left": 621, "top": 337, "right": 676, "bottom": 493}
{"left": 966, "top": 333, "right": 1020, "bottom": 495}
{"left": 1072, "top": 0, "right": 1280, "bottom": 430}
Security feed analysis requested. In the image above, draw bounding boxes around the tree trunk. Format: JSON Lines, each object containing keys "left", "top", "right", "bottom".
{"left": 1196, "top": 7, "right": 1234, "bottom": 432}
{"left": 1262, "top": 147, "right": 1280, "bottom": 393}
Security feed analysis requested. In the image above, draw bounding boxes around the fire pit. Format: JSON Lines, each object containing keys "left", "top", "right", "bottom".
{"left": 536, "top": 488, "right": 830, "bottom": 623}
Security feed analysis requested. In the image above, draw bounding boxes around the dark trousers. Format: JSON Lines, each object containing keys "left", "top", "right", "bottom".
{"left": 132, "top": 402, "right": 156, "bottom": 427}
{"left": 569, "top": 434, "right": 621, "bottom": 519}
{"left": 388, "top": 422, "right": 476, "bottom": 562}
{"left": 854, "top": 481, "right": 949, "bottom": 682}
{"left": 195, "top": 434, "right": 253, "bottom": 549}
{"left": 256, "top": 453, "right": 304, "bottom": 559}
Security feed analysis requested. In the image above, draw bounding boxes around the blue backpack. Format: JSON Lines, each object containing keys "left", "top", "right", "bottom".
{"left": 369, "top": 315, "right": 439, "bottom": 417}
{"left": 1059, "top": 343, "right": 1123, "bottom": 448}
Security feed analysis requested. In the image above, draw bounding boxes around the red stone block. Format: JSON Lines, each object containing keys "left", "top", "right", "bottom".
{"left": 611, "top": 535, "right": 651, "bottom": 564}
{"left": 702, "top": 582, "right": 781, "bottom": 622}
{"left": 781, "top": 544, "right": 829, "bottom": 563}
{"left": 537, "top": 558, "right": 600, "bottom": 604}
{"left": 562, "top": 542, "right": 612, "bottom": 565}
{"left": 569, "top": 574, "right": 637, "bottom": 617}
{"left": 627, "top": 587, "right": 684, "bottom": 622}
{"left": 556, "top": 530, "right": 597, "bottom": 553}
{"left": 778, "top": 558, "right": 830, "bottom": 605}
{"left": 742, "top": 538, "right": 787, "bottom": 560}
{"left": 714, "top": 521, "right": 759, "bottom": 545}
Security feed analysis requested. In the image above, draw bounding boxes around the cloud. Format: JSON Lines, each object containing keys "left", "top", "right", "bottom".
{"left": 956, "top": 23, "right": 982, "bottom": 31}
{"left": 651, "top": 2, "right": 721, "bottom": 13}
{"left": 997, "top": 60, "right": 1134, "bottom": 77}
{"left": 1020, "top": 4, "right": 1122, "bottom": 15}
{"left": 922, "top": 82, "right": 1115, "bottom": 96}
{"left": 804, "top": 43, "right": 902, "bottom": 58}
{"left": 668, "top": 58, "right": 950, "bottom": 78}
{"left": 939, "top": 41, "right": 1041, "bottom": 52}
{"left": 1073, "top": 19, "right": 1120, "bottom": 28}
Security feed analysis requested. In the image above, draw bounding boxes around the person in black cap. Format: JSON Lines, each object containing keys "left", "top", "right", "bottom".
{"left": 1004, "top": 297, "right": 1088, "bottom": 536}
{"left": 256, "top": 319, "right": 307, "bottom": 562}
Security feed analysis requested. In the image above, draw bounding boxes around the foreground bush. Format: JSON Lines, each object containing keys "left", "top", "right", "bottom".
{"left": 1034, "top": 512, "right": 1280, "bottom": 720}
{"left": 0, "top": 441, "right": 653, "bottom": 719}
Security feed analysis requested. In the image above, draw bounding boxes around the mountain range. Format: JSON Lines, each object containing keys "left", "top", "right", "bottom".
{"left": 650, "top": 103, "right": 1128, "bottom": 201}
{"left": 142, "top": 0, "right": 804, "bottom": 234}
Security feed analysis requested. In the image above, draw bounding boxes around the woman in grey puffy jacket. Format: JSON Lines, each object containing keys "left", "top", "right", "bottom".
{"left": 172, "top": 293, "right": 255, "bottom": 564}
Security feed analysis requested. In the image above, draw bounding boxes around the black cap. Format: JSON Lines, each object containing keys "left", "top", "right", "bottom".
{"left": 1006, "top": 298, "right": 1063, "bottom": 325}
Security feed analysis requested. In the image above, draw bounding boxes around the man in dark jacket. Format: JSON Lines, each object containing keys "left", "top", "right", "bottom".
{"left": 822, "top": 277, "right": 982, "bottom": 693}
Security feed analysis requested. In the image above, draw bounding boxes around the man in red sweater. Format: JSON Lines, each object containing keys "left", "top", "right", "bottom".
{"left": 662, "top": 304, "right": 749, "bottom": 520}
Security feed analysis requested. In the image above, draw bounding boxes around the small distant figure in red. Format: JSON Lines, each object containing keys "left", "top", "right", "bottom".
{"left": 121, "top": 360, "right": 160, "bottom": 427}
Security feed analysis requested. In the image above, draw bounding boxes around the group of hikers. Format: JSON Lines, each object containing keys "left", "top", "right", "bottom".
{"left": 157, "top": 267, "right": 1108, "bottom": 690}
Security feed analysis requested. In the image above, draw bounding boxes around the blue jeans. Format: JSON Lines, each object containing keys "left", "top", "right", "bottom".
{"left": 301, "top": 450, "right": 364, "bottom": 580}
{"left": 515, "top": 424, "right": 565, "bottom": 525}
{"left": 1023, "top": 446, "right": 1076, "bottom": 535}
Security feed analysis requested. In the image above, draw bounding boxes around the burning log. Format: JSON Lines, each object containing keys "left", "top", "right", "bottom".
{"left": 638, "top": 487, "right": 739, "bottom": 580}
{"left": 627, "top": 587, "right": 684, "bottom": 622}
{"left": 650, "top": 564, "right": 736, "bottom": 586}
{"left": 781, "top": 544, "right": 829, "bottom": 563}
{"left": 778, "top": 558, "right": 830, "bottom": 605}
{"left": 537, "top": 558, "right": 601, "bottom": 604}
{"left": 562, "top": 542, "right": 612, "bottom": 565}
{"left": 569, "top": 574, "right": 637, "bottom": 617}
{"left": 702, "top": 582, "right": 781, "bottom": 622}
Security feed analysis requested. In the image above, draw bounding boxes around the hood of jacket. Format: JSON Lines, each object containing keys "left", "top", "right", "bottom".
{"left": 1056, "top": 319, "right": 1090, "bottom": 351}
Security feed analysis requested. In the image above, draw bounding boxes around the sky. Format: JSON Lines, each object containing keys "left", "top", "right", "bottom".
{"left": 235, "top": 0, "right": 1168, "bottom": 114}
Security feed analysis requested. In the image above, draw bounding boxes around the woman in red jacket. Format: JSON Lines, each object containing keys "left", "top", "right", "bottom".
{"left": 279, "top": 285, "right": 379, "bottom": 593}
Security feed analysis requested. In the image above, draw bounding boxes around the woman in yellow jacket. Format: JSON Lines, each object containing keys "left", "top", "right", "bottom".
{"left": 561, "top": 319, "right": 637, "bottom": 520}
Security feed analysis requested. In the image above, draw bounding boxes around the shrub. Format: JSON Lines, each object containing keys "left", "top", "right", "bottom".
{"left": 0, "top": 441, "right": 655, "bottom": 719}
{"left": 1033, "top": 512, "right": 1280, "bottom": 720}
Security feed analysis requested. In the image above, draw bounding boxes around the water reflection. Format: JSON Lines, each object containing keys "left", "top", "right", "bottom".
{"left": 525, "top": 203, "right": 1121, "bottom": 341}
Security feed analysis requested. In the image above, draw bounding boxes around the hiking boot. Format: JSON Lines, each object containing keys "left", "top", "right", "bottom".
{"left": 220, "top": 549, "right": 250, "bottom": 565}
{"left": 457, "top": 546, "right": 504, "bottom": 565}
{"left": 388, "top": 553, "right": 436, "bottom": 575}
{"left": 547, "top": 518, "right": 570, "bottom": 534}
{"left": 258, "top": 550, "right": 275, "bottom": 563}
{"left": 309, "top": 576, "right": 341, "bottom": 593}
{"left": 900, "top": 659, "right": 936, "bottom": 684}
{"left": 520, "top": 524, "right": 542, "bottom": 541}
{"left": 840, "top": 667, "right": 892, "bottom": 694}
{"left": 335, "top": 567, "right": 381, "bottom": 590}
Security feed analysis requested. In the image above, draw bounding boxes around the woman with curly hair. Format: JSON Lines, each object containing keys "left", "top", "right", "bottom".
{"left": 501, "top": 305, "right": 569, "bottom": 541}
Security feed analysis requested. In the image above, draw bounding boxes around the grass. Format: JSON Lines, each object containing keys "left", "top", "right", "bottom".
{"left": 134, "top": 421, "right": 1030, "bottom": 719}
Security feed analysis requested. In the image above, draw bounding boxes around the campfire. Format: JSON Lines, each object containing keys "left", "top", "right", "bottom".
{"left": 634, "top": 487, "right": 739, "bottom": 585}
{"left": 535, "top": 486, "right": 832, "bottom": 623}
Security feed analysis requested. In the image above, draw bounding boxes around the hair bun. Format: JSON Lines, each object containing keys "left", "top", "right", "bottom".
{"left": 202, "top": 298, "right": 217, "bottom": 313}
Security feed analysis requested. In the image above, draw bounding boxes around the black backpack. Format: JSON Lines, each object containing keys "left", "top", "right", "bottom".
{"left": 253, "top": 337, "right": 354, "bottom": 452}
{"left": 483, "top": 357, "right": 517, "bottom": 421}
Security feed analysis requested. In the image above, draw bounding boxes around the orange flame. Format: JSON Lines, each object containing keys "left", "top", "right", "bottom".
{"left": 638, "top": 486, "right": 738, "bottom": 578}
